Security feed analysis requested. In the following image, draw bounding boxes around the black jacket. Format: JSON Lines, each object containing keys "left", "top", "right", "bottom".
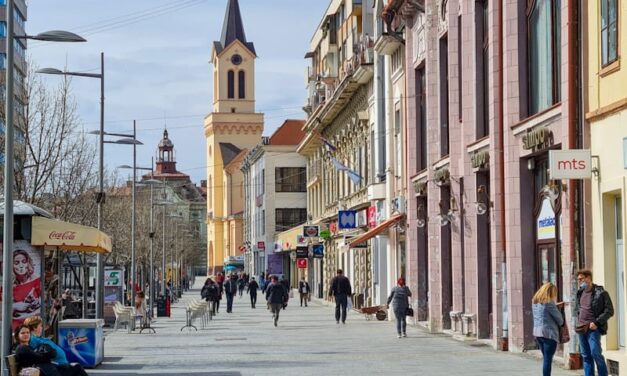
{"left": 329, "top": 275, "right": 352, "bottom": 297}
{"left": 248, "top": 281, "right": 259, "bottom": 294}
{"left": 224, "top": 278, "right": 238, "bottom": 295}
{"left": 298, "top": 281, "right": 310, "bottom": 294}
{"left": 575, "top": 284, "right": 614, "bottom": 335}
{"left": 266, "top": 282, "right": 287, "bottom": 304}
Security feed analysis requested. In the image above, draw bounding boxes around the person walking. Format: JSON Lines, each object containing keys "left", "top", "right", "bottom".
{"left": 265, "top": 275, "right": 287, "bottom": 327}
{"left": 248, "top": 277, "right": 259, "bottom": 308}
{"left": 201, "top": 278, "right": 220, "bottom": 314}
{"left": 237, "top": 275, "right": 246, "bottom": 298}
{"left": 224, "top": 274, "right": 238, "bottom": 313}
{"left": 575, "top": 269, "right": 614, "bottom": 376}
{"left": 298, "top": 277, "right": 310, "bottom": 307}
{"left": 280, "top": 276, "right": 290, "bottom": 310}
{"left": 329, "top": 269, "right": 352, "bottom": 324}
{"left": 532, "top": 282, "right": 564, "bottom": 376}
{"left": 386, "top": 277, "right": 412, "bottom": 338}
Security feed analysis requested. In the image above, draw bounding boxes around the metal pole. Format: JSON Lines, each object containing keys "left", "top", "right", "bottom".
{"left": 2, "top": 0, "right": 16, "bottom": 372}
{"left": 131, "top": 120, "right": 137, "bottom": 306}
{"left": 95, "top": 51, "right": 105, "bottom": 319}
{"left": 149, "top": 158, "right": 154, "bottom": 316}
{"left": 162, "top": 201, "right": 166, "bottom": 296}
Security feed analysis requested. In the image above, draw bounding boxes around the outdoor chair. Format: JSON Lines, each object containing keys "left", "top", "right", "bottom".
{"left": 112, "top": 302, "right": 134, "bottom": 333}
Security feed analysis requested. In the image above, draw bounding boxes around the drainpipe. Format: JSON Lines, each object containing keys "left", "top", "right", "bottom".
{"left": 497, "top": 0, "right": 508, "bottom": 350}
{"left": 459, "top": 177, "right": 466, "bottom": 315}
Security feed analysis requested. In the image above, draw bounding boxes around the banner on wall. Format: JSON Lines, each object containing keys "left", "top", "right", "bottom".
{"left": 0, "top": 240, "right": 43, "bottom": 330}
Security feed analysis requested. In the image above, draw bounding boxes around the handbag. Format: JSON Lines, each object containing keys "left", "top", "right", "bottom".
{"left": 406, "top": 305, "right": 414, "bottom": 317}
{"left": 559, "top": 321, "right": 570, "bottom": 344}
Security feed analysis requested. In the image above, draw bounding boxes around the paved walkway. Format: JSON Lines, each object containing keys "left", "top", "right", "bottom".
{"left": 89, "top": 281, "right": 582, "bottom": 376}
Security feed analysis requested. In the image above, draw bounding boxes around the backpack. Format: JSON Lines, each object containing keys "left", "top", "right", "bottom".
{"left": 208, "top": 284, "right": 220, "bottom": 300}
{"left": 201, "top": 286, "right": 210, "bottom": 299}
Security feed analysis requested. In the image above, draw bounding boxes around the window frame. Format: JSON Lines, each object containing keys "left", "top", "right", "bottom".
{"left": 227, "top": 70, "right": 235, "bottom": 99}
{"left": 238, "top": 70, "right": 246, "bottom": 99}
{"left": 601, "top": 0, "right": 620, "bottom": 68}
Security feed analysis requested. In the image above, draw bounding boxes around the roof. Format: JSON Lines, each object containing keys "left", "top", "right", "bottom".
{"left": 214, "top": 0, "right": 256, "bottom": 56}
{"left": 268, "top": 119, "right": 306, "bottom": 146}
{"left": 219, "top": 142, "right": 242, "bottom": 166}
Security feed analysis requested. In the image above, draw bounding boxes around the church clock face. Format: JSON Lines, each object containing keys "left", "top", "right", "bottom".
{"left": 231, "top": 54, "right": 242, "bottom": 65}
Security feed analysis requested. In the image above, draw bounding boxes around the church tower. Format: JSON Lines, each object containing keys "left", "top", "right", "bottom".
{"left": 204, "top": 0, "right": 264, "bottom": 275}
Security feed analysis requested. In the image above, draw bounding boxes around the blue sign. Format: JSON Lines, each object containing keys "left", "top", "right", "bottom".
{"left": 338, "top": 210, "right": 357, "bottom": 229}
{"left": 312, "top": 244, "right": 324, "bottom": 259}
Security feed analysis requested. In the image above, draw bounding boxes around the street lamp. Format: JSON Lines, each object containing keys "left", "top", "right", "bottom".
{"left": 37, "top": 53, "right": 106, "bottom": 319}
{"left": 2, "top": 1, "right": 86, "bottom": 368}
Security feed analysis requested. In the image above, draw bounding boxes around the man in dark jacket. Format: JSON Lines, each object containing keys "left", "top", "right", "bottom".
{"left": 265, "top": 275, "right": 287, "bottom": 327}
{"left": 575, "top": 269, "right": 614, "bottom": 376}
{"left": 298, "top": 277, "right": 311, "bottom": 307}
{"left": 224, "top": 274, "right": 238, "bottom": 313}
{"left": 248, "top": 277, "right": 259, "bottom": 309}
{"left": 329, "top": 269, "right": 352, "bottom": 324}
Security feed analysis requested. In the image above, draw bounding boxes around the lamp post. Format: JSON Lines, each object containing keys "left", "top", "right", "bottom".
{"left": 37, "top": 52, "right": 106, "bottom": 319}
{"left": 2, "top": 5, "right": 85, "bottom": 370}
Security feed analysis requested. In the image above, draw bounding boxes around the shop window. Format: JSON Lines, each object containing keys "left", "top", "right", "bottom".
{"left": 528, "top": 0, "right": 561, "bottom": 115}
{"left": 601, "top": 0, "right": 619, "bottom": 67}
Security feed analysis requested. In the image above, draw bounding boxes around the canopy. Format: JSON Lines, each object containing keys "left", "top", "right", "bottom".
{"left": 348, "top": 214, "right": 404, "bottom": 248}
{"left": 31, "top": 216, "right": 112, "bottom": 254}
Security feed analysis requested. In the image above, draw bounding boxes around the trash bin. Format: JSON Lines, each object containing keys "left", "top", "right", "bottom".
{"left": 157, "top": 295, "right": 169, "bottom": 317}
{"left": 58, "top": 319, "right": 104, "bottom": 368}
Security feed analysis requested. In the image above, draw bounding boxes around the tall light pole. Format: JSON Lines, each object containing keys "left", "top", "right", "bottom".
{"left": 37, "top": 52, "right": 105, "bottom": 319}
{"left": 2, "top": 5, "right": 85, "bottom": 370}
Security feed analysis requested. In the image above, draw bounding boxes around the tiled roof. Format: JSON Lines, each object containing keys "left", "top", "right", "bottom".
{"left": 268, "top": 119, "right": 306, "bottom": 146}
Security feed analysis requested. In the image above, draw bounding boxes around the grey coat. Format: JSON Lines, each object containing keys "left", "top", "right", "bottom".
{"left": 532, "top": 302, "right": 564, "bottom": 342}
{"left": 387, "top": 286, "right": 411, "bottom": 310}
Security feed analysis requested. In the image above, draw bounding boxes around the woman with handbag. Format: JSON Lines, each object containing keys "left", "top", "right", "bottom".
{"left": 532, "top": 282, "right": 565, "bottom": 376}
{"left": 386, "top": 277, "right": 412, "bottom": 339}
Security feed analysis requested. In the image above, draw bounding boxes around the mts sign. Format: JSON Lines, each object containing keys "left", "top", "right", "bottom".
{"left": 549, "top": 150, "right": 591, "bottom": 179}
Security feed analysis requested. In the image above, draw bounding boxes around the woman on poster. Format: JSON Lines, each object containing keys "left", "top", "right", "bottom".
{"left": 12, "top": 244, "right": 42, "bottom": 328}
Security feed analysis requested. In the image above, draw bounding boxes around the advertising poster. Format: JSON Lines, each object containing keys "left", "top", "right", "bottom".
{"left": 267, "top": 254, "right": 283, "bottom": 275}
{"left": 0, "top": 240, "right": 43, "bottom": 330}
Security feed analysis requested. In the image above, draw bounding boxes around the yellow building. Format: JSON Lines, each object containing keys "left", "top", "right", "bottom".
{"left": 204, "top": 0, "right": 263, "bottom": 275}
{"left": 587, "top": 0, "right": 627, "bottom": 370}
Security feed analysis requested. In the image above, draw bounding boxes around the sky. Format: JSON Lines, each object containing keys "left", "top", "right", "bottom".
{"left": 26, "top": 0, "right": 328, "bottom": 184}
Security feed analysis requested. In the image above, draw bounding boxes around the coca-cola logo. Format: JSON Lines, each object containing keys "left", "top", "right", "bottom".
{"left": 49, "top": 231, "right": 77, "bottom": 240}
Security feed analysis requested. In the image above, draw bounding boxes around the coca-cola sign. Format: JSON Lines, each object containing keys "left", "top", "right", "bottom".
{"left": 49, "top": 231, "right": 77, "bottom": 241}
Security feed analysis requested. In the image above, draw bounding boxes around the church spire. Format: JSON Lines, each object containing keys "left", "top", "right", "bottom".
{"left": 215, "top": 0, "right": 256, "bottom": 55}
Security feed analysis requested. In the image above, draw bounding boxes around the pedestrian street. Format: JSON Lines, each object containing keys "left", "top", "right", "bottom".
{"left": 88, "top": 281, "right": 582, "bottom": 376}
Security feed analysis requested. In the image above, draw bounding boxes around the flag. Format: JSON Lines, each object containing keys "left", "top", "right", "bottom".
{"left": 316, "top": 133, "right": 337, "bottom": 152}
{"left": 330, "top": 156, "right": 363, "bottom": 185}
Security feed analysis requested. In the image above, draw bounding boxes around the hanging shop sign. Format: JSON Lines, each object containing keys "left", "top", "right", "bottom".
{"left": 319, "top": 229, "right": 331, "bottom": 239}
{"left": 522, "top": 127, "right": 553, "bottom": 151}
{"left": 548, "top": 149, "right": 591, "bottom": 179}
{"left": 303, "top": 225, "right": 320, "bottom": 238}
{"left": 367, "top": 206, "right": 377, "bottom": 228}
{"left": 297, "top": 258, "right": 308, "bottom": 269}
{"left": 296, "top": 246, "right": 309, "bottom": 258}
{"left": 338, "top": 210, "right": 357, "bottom": 229}
{"left": 104, "top": 270, "right": 123, "bottom": 287}
{"left": 312, "top": 244, "right": 324, "bottom": 258}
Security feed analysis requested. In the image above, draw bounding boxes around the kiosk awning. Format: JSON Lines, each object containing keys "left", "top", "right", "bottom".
{"left": 348, "top": 214, "right": 404, "bottom": 248}
{"left": 31, "top": 216, "right": 112, "bottom": 254}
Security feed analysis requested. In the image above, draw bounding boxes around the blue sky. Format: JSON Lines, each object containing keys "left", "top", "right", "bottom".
{"left": 27, "top": 0, "right": 327, "bottom": 183}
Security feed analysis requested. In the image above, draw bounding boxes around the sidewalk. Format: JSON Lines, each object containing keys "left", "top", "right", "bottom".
{"left": 88, "top": 281, "right": 582, "bottom": 375}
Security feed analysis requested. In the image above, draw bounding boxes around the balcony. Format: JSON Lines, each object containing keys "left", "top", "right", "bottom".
{"left": 307, "top": 160, "right": 322, "bottom": 187}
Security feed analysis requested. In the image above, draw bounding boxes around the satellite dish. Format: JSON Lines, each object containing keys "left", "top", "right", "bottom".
{"left": 476, "top": 202, "right": 488, "bottom": 215}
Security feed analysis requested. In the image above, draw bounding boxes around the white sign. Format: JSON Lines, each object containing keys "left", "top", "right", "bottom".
{"left": 105, "top": 270, "right": 123, "bottom": 287}
{"left": 536, "top": 198, "right": 556, "bottom": 240}
{"left": 549, "top": 150, "right": 591, "bottom": 179}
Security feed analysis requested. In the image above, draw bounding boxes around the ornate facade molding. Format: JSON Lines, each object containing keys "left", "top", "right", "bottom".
{"left": 204, "top": 123, "right": 263, "bottom": 137}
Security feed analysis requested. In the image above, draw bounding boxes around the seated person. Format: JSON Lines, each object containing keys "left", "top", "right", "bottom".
{"left": 23, "top": 316, "right": 88, "bottom": 376}
{"left": 134, "top": 291, "right": 147, "bottom": 326}
{"left": 13, "top": 324, "right": 62, "bottom": 376}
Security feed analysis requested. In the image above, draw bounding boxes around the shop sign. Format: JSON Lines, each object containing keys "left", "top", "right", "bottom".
{"left": 329, "top": 222, "right": 338, "bottom": 234}
{"left": 257, "top": 241, "right": 265, "bottom": 250}
{"left": 297, "top": 258, "right": 308, "bottom": 269}
{"left": 548, "top": 150, "right": 591, "bottom": 179}
{"left": 471, "top": 150, "right": 490, "bottom": 170}
{"left": 104, "top": 270, "right": 122, "bottom": 287}
{"left": 338, "top": 210, "right": 357, "bottom": 229}
{"left": 303, "top": 225, "right": 319, "bottom": 238}
{"left": 319, "top": 229, "right": 331, "bottom": 239}
{"left": 523, "top": 127, "right": 553, "bottom": 151}
{"left": 312, "top": 244, "right": 324, "bottom": 258}
{"left": 296, "top": 246, "right": 309, "bottom": 258}
{"left": 537, "top": 198, "right": 556, "bottom": 240}
{"left": 376, "top": 201, "right": 386, "bottom": 224}
{"left": 367, "top": 206, "right": 377, "bottom": 228}
{"left": 296, "top": 235, "right": 307, "bottom": 245}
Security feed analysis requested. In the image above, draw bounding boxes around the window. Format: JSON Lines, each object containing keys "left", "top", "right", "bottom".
{"left": 0, "top": 22, "right": 6, "bottom": 38}
{"left": 416, "top": 67, "right": 427, "bottom": 171}
{"left": 440, "top": 36, "right": 450, "bottom": 157}
{"left": 391, "top": 47, "right": 403, "bottom": 73}
{"left": 238, "top": 71, "right": 246, "bottom": 98}
{"left": 227, "top": 70, "right": 235, "bottom": 99}
{"left": 15, "top": 128, "right": 24, "bottom": 144}
{"left": 395, "top": 108, "right": 402, "bottom": 178}
{"left": 458, "top": 15, "right": 463, "bottom": 122}
{"left": 275, "top": 167, "right": 306, "bottom": 192}
{"left": 601, "top": 0, "right": 619, "bottom": 66}
{"left": 528, "top": 0, "right": 561, "bottom": 115}
{"left": 275, "top": 208, "right": 307, "bottom": 232}
{"left": 476, "top": 0, "right": 489, "bottom": 138}
{"left": 13, "top": 8, "right": 25, "bottom": 30}
{"left": 14, "top": 40, "right": 25, "bottom": 58}
{"left": 0, "top": 53, "right": 6, "bottom": 70}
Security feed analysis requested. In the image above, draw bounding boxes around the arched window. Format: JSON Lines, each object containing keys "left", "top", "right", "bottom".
{"left": 227, "top": 70, "right": 235, "bottom": 99}
{"left": 238, "top": 71, "right": 246, "bottom": 99}
{"left": 528, "top": 0, "right": 561, "bottom": 115}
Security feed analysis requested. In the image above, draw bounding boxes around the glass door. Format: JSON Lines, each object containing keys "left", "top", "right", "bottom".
{"left": 615, "top": 196, "right": 625, "bottom": 348}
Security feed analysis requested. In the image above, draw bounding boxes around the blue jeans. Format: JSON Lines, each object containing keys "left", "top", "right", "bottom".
{"left": 226, "top": 293, "right": 234, "bottom": 312}
{"left": 578, "top": 330, "right": 608, "bottom": 376}
{"left": 394, "top": 307, "right": 407, "bottom": 334}
{"left": 536, "top": 337, "right": 557, "bottom": 376}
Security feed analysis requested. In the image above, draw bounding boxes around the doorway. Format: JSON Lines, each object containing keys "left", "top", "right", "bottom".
{"left": 615, "top": 196, "right": 625, "bottom": 348}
